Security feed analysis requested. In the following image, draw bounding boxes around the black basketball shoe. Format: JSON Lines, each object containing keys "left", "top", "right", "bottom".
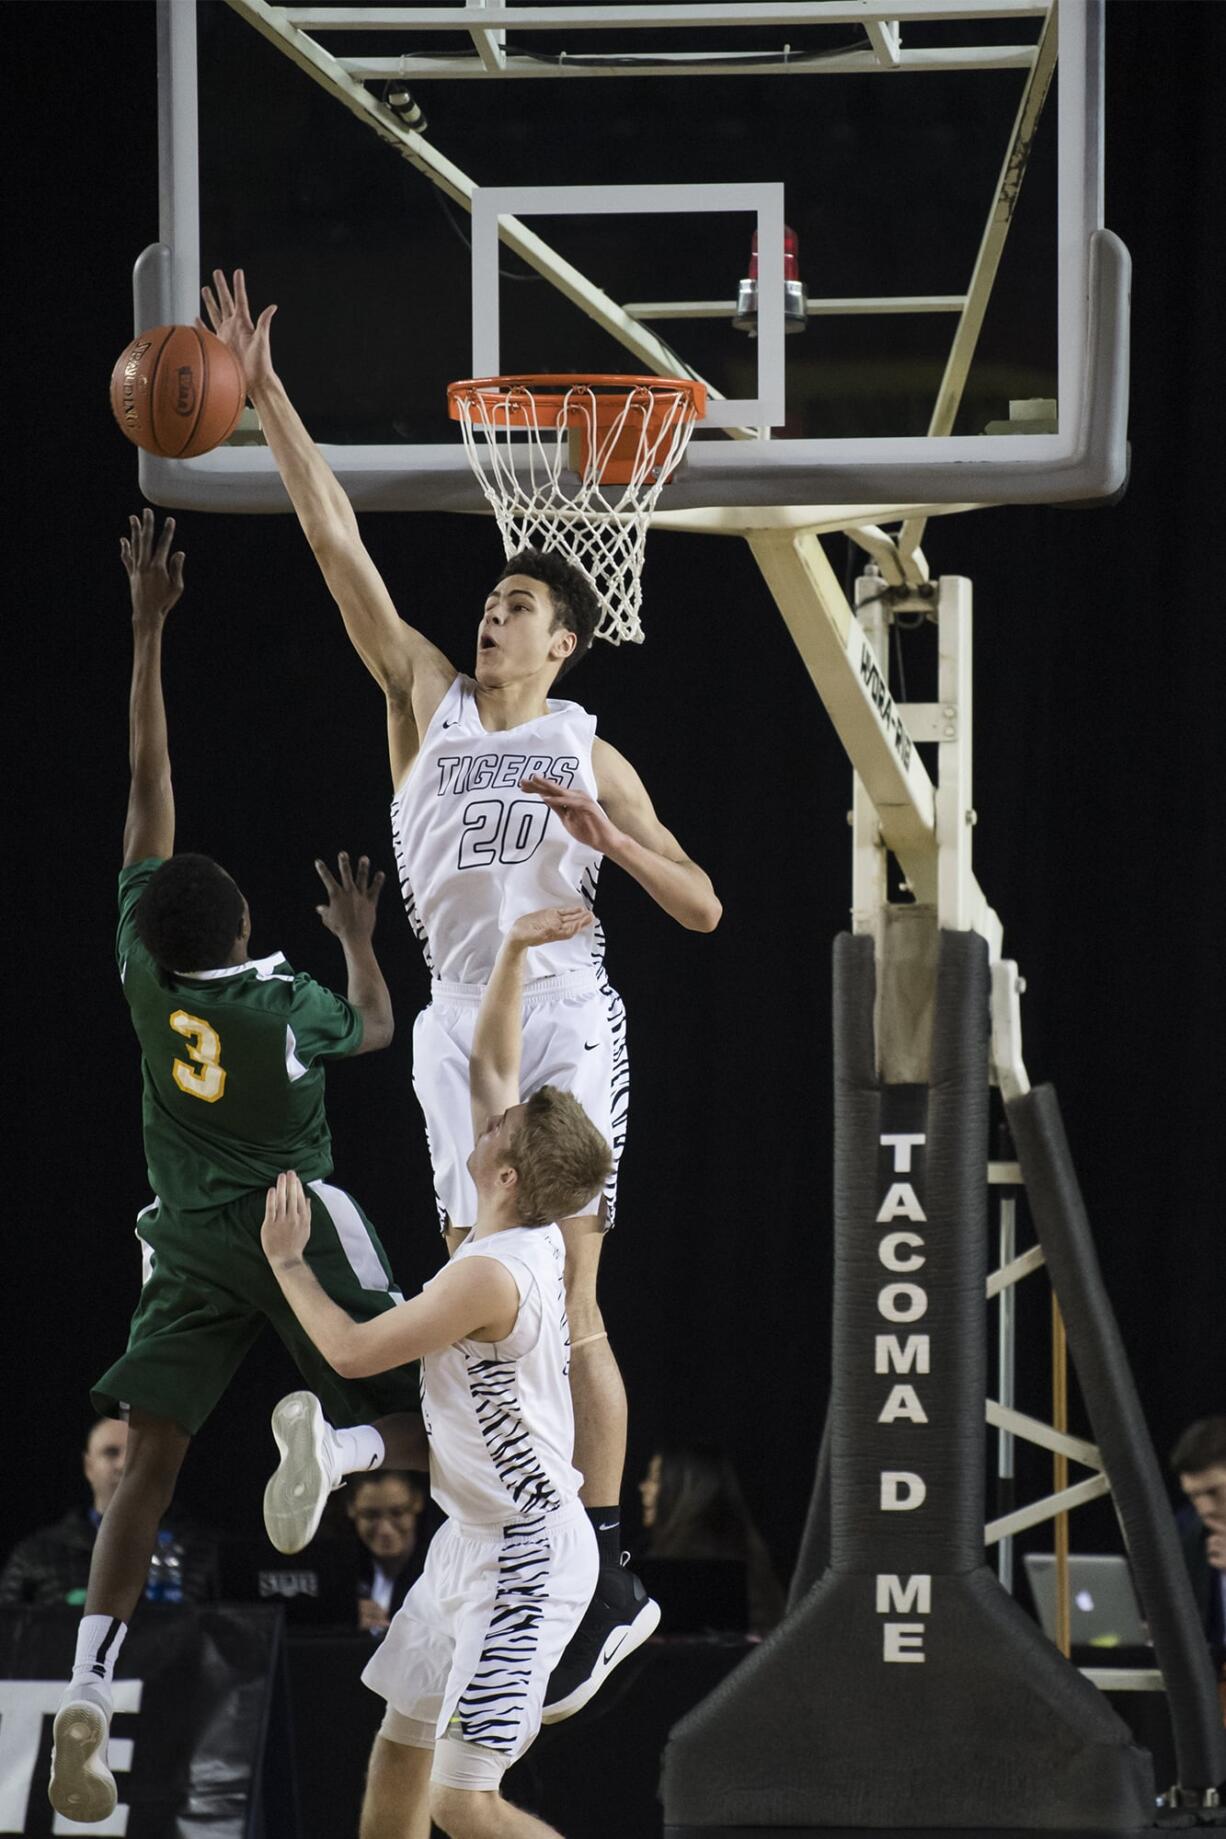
{"left": 542, "top": 1555, "right": 661, "bottom": 1724}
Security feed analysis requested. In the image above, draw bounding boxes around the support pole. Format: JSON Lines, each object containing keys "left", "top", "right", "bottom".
{"left": 1008, "top": 1084, "right": 1226, "bottom": 1797}
{"left": 995, "top": 1186, "right": 1017, "bottom": 1592}
{"left": 1051, "top": 1295, "right": 1072, "bottom": 1659}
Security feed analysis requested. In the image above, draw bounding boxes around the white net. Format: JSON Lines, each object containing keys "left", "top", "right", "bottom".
{"left": 450, "top": 378, "right": 703, "bottom": 644}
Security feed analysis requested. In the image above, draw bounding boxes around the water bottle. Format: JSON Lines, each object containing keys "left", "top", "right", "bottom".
{"left": 145, "top": 1527, "right": 185, "bottom": 1603}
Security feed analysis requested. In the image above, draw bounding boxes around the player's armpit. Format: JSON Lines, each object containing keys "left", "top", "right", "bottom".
{"left": 591, "top": 738, "right": 722, "bottom": 931}
{"left": 313, "top": 538, "right": 458, "bottom": 707}
{"left": 336, "top": 1256, "right": 519, "bottom": 1377}
{"left": 592, "top": 737, "right": 690, "bottom": 862}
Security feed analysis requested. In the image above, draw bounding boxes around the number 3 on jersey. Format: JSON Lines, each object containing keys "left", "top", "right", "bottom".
{"left": 169, "top": 1009, "right": 227, "bottom": 1103}
{"left": 458, "top": 797, "right": 548, "bottom": 870}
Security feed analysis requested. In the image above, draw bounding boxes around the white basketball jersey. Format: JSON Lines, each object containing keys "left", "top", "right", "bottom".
{"left": 391, "top": 677, "right": 603, "bottom": 986}
{"left": 420, "top": 1225, "right": 581, "bottom": 1525}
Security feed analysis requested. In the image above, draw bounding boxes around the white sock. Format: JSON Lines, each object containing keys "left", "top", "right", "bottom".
{"left": 69, "top": 1615, "right": 127, "bottom": 1693}
{"left": 333, "top": 1424, "right": 385, "bottom": 1476}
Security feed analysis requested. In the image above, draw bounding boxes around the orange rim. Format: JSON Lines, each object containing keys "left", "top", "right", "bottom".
{"left": 448, "top": 373, "right": 707, "bottom": 426}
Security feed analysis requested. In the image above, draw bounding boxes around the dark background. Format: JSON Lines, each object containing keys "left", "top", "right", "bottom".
{"left": 4, "top": 2, "right": 1223, "bottom": 1589}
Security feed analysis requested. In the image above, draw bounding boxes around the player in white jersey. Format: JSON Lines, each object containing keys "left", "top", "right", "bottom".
{"left": 260, "top": 907, "right": 614, "bottom": 1839}
{"left": 205, "top": 270, "right": 722, "bottom": 1712}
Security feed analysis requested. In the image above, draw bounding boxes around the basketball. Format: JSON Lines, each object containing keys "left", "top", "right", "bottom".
{"left": 109, "top": 324, "right": 245, "bottom": 458}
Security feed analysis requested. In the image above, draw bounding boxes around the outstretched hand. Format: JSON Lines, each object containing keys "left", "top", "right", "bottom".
{"left": 121, "top": 509, "right": 185, "bottom": 627}
{"left": 506, "top": 906, "right": 594, "bottom": 950}
{"left": 261, "top": 1171, "right": 312, "bottom": 1268}
{"left": 200, "top": 268, "right": 276, "bottom": 394}
{"left": 313, "top": 851, "right": 385, "bottom": 943}
{"left": 519, "top": 774, "right": 624, "bottom": 854}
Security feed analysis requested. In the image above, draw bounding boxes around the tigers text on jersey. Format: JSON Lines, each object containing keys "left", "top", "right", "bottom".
{"left": 391, "top": 676, "right": 602, "bottom": 986}
{"left": 420, "top": 1225, "right": 581, "bottom": 1526}
{"left": 117, "top": 859, "right": 363, "bottom": 1211}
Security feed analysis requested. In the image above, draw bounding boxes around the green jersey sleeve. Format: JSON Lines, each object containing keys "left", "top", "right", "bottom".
{"left": 286, "top": 973, "right": 365, "bottom": 1066}
{"left": 117, "top": 858, "right": 163, "bottom": 971}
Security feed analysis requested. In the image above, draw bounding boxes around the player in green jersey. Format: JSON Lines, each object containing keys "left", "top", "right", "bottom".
{"left": 50, "top": 511, "right": 426, "bottom": 1827}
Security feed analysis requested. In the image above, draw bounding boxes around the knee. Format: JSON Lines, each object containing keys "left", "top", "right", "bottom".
{"left": 429, "top": 1784, "right": 497, "bottom": 1838}
{"left": 120, "top": 1422, "right": 188, "bottom": 1514}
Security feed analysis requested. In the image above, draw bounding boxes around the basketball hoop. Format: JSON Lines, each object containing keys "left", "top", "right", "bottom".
{"left": 448, "top": 374, "right": 707, "bottom": 645}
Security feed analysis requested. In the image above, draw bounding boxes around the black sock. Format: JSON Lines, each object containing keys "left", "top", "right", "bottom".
{"left": 586, "top": 1505, "right": 622, "bottom": 1568}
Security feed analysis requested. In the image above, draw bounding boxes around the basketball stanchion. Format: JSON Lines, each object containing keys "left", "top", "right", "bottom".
{"left": 448, "top": 373, "right": 706, "bottom": 645}
{"left": 661, "top": 932, "right": 1158, "bottom": 1839}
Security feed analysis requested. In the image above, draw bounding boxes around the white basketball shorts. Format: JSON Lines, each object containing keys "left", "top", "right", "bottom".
{"left": 361, "top": 1503, "right": 597, "bottom": 1780}
{"left": 412, "top": 967, "right": 628, "bottom": 1233}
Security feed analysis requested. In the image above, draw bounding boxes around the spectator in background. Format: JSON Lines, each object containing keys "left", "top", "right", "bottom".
{"left": 639, "top": 1444, "right": 786, "bottom": 1635}
{"left": 0, "top": 1419, "right": 216, "bottom": 1608}
{"left": 349, "top": 1471, "right": 431, "bottom": 1633}
{"left": 1170, "top": 1416, "right": 1226, "bottom": 1672}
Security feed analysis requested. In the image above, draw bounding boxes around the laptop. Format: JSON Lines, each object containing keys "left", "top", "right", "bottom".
{"left": 218, "top": 1538, "right": 356, "bottom": 1629}
{"left": 1024, "top": 1553, "right": 1150, "bottom": 1648}
{"left": 636, "top": 1557, "right": 750, "bottom": 1636}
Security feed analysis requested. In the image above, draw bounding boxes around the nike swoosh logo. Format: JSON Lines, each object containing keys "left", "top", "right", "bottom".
{"left": 443, "top": 719, "right": 458, "bottom": 728}
{"left": 583, "top": 1041, "right": 600, "bottom": 1051}
{"left": 601, "top": 1630, "right": 630, "bottom": 1666}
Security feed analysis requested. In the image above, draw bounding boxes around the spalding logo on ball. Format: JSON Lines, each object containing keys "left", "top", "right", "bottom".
{"left": 110, "top": 324, "right": 246, "bottom": 458}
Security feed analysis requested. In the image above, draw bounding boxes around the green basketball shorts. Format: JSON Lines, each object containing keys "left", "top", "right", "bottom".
{"left": 93, "top": 1178, "right": 419, "bottom": 1437}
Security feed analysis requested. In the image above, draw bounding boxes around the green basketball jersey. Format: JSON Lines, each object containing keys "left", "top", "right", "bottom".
{"left": 118, "top": 859, "right": 364, "bottom": 1211}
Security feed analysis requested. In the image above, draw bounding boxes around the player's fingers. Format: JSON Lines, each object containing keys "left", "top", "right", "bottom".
{"left": 256, "top": 304, "right": 278, "bottom": 335}
{"left": 354, "top": 853, "right": 370, "bottom": 890}
{"left": 200, "top": 285, "right": 221, "bottom": 330}
{"left": 212, "top": 268, "right": 235, "bottom": 317}
{"left": 169, "top": 552, "right": 186, "bottom": 586}
{"left": 154, "top": 514, "right": 176, "bottom": 564}
{"left": 337, "top": 851, "right": 354, "bottom": 890}
{"left": 234, "top": 268, "right": 251, "bottom": 319}
{"left": 314, "top": 856, "right": 340, "bottom": 894}
{"left": 370, "top": 870, "right": 386, "bottom": 904}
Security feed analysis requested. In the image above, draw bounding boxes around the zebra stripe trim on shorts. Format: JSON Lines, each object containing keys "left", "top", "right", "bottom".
{"left": 581, "top": 891, "right": 629, "bottom": 1231}
{"left": 452, "top": 1515, "right": 550, "bottom": 1752}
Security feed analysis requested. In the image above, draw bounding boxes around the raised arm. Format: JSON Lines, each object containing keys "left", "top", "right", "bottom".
{"left": 521, "top": 740, "right": 722, "bottom": 932}
{"left": 312, "top": 853, "right": 394, "bottom": 1055}
{"left": 468, "top": 908, "right": 594, "bottom": 1143}
{"left": 261, "top": 1172, "right": 518, "bottom": 1374}
{"left": 121, "top": 510, "right": 185, "bottom": 867}
{"left": 201, "top": 269, "right": 458, "bottom": 784}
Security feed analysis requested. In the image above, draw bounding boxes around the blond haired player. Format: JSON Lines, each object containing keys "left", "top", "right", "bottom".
{"left": 260, "top": 908, "right": 613, "bottom": 1839}
{"left": 205, "top": 268, "right": 721, "bottom": 1712}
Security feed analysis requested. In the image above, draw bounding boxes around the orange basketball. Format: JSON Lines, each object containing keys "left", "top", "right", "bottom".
{"left": 109, "top": 324, "right": 246, "bottom": 458}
